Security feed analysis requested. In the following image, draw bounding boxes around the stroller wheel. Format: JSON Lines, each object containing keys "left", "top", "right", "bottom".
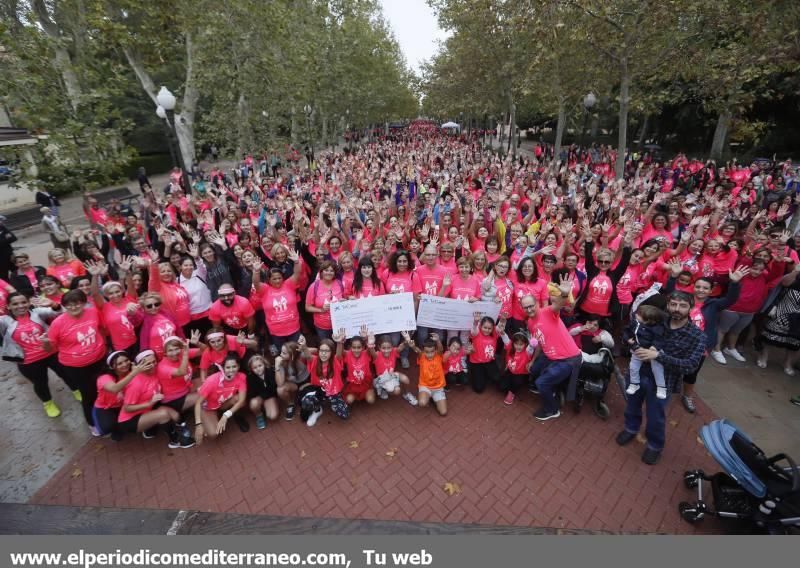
{"left": 679, "top": 501, "right": 704, "bottom": 523}
{"left": 683, "top": 470, "right": 702, "bottom": 489}
{"left": 593, "top": 400, "right": 610, "bottom": 420}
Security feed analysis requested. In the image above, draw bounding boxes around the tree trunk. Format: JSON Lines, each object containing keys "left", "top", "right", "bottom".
{"left": 236, "top": 93, "right": 252, "bottom": 156}
{"left": 291, "top": 107, "right": 298, "bottom": 146}
{"left": 509, "top": 102, "right": 517, "bottom": 158}
{"left": 553, "top": 96, "right": 567, "bottom": 163}
{"left": 710, "top": 110, "right": 732, "bottom": 161}
{"left": 122, "top": 34, "right": 197, "bottom": 168}
{"left": 31, "top": 0, "right": 82, "bottom": 114}
{"left": 498, "top": 113, "right": 505, "bottom": 151}
{"left": 637, "top": 114, "right": 650, "bottom": 150}
{"left": 321, "top": 113, "right": 328, "bottom": 148}
{"left": 615, "top": 57, "right": 630, "bottom": 180}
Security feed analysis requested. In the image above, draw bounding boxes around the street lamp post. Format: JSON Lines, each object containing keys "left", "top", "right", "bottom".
{"left": 580, "top": 92, "right": 597, "bottom": 150}
{"left": 156, "top": 104, "right": 178, "bottom": 170}
{"left": 156, "top": 86, "right": 192, "bottom": 193}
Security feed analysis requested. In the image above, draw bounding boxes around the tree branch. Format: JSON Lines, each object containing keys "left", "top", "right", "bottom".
{"left": 122, "top": 47, "right": 158, "bottom": 105}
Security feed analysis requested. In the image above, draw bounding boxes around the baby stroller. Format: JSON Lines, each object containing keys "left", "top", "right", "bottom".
{"left": 680, "top": 419, "right": 800, "bottom": 533}
{"left": 573, "top": 347, "right": 617, "bottom": 419}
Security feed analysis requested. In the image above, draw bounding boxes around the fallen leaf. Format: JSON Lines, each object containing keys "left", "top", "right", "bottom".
{"left": 300, "top": 450, "right": 307, "bottom": 458}
{"left": 443, "top": 481, "right": 461, "bottom": 496}
{"left": 70, "top": 468, "right": 82, "bottom": 479}
{"left": 669, "top": 420, "right": 678, "bottom": 428}
{"left": 385, "top": 448, "right": 398, "bottom": 458}
{"left": 635, "top": 433, "right": 647, "bottom": 445}
{"left": 696, "top": 436, "right": 704, "bottom": 446}
{"left": 348, "top": 440, "right": 359, "bottom": 449}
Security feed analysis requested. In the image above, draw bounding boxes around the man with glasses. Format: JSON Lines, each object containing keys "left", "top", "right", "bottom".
{"left": 616, "top": 291, "right": 704, "bottom": 465}
{"left": 522, "top": 274, "right": 582, "bottom": 421}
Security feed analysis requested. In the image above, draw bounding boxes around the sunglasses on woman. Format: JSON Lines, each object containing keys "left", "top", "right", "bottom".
{"left": 144, "top": 302, "right": 161, "bottom": 309}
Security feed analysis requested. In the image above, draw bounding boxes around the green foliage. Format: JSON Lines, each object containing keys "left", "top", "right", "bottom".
{"left": 1, "top": 0, "right": 136, "bottom": 194}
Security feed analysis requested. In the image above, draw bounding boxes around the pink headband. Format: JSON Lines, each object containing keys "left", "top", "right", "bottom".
{"left": 207, "top": 332, "right": 224, "bottom": 341}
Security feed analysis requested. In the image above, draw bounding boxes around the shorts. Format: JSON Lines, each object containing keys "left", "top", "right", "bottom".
{"left": 342, "top": 381, "right": 372, "bottom": 401}
{"left": 419, "top": 385, "right": 446, "bottom": 402}
{"left": 718, "top": 310, "right": 754, "bottom": 335}
{"left": 161, "top": 395, "right": 188, "bottom": 413}
{"left": 118, "top": 414, "right": 142, "bottom": 433}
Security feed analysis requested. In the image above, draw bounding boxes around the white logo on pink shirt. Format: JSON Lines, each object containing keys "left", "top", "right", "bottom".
{"left": 273, "top": 295, "right": 288, "bottom": 312}
{"left": 591, "top": 279, "right": 609, "bottom": 295}
{"left": 77, "top": 326, "right": 97, "bottom": 347}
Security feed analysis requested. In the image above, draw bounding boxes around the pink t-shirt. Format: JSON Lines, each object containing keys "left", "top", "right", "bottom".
{"left": 260, "top": 280, "right": 301, "bottom": 337}
{"left": 199, "top": 335, "right": 246, "bottom": 371}
{"left": 47, "top": 261, "right": 86, "bottom": 288}
{"left": 0, "top": 278, "right": 12, "bottom": 315}
{"left": 505, "top": 343, "right": 534, "bottom": 375}
{"left": 209, "top": 295, "right": 255, "bottom": 330}
{"left": 346, "top": 278, "right": 384, "bottom": 299}
{"left": 47, "top": 307, "right": 106, "bottom": 367}
{"left": 469, "top": 331, "right": 498, "bottom": 364}
{"left": 156, "top": 357, "right": 194, "bottom": 402}
{"left": 344, "top": 351, "right": 372, "bottom": 386}
{"left": 493, "top": 277, "right": 514, "bottom": 317}
{"left": 307, "top": 280, "right": 344, "bottom": 331}
{"left": 95, "top": 374, "right": 124, "bottom": 410}
{"left": 581, "top": 272, "right": 614, "bottom": 316}
{"left": 308, "top": 355, "right": 344, "bottom": 396}
{"left": 447, "top": 274, "right": 481, "bottom": 301}
{"left": 199, "top": 371, "right": 247, "bottom": 411}
{"left": 511, "top": 279, "right": 548, "bottom": 320}
{"left": 444, "top": 349, "right": 466, "bottom": 373}
{"left": 380, "top": 270, "right": 422, "bottom": 295}
{"left": 101, "top": 300, "right": 140, "bottom": 350}
{"left": 118, "top": 372, "right": 160, "bottom": 422}
{"left": 527, "top": 309, "right": 581, "bottom": 360}
{"left": 416, "top": 264, "right": 448, "bottom": 296}
{"left": 147, "top": 313, "right": 179, "bottom": 360}
{"left": 12, "top": 315, "right": 50, "bottom": 364}
{"left": 373, "top": 348, "right": 399, "bottom": 376}
{"left": 616, "top": 264, "right": 643, "bottom": 305}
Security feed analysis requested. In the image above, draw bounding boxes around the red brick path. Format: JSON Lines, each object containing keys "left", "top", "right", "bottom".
{"left": 31, "top": 373, "right": 723, "bottom": 534}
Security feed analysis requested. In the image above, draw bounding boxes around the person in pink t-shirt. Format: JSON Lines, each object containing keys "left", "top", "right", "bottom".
{"left": 44, "top": 290, "right": 107, "bottom": 432}
{"left": 117, "top": 350, "right": 194, "bottom": 448}
{"left": 86, "top": 260, "right": 141, "bottom": 355}
{"left": 193, "top": 355, "right": 248, "bottom": 444}
{"left": 523, "top": 274, "right": 583, "bottom": 421}
{"left": 208, "top": 284, "right": 255, "bottom": 334}
{"left": 93, "top": 351, "right": 150, "bottom": 439}
{"left": 251, "top": 253, "right": 303, "bottom": 349}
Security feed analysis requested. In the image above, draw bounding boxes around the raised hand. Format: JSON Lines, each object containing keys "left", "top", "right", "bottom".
{"left": 667, "top": 256, "right": 683, "bottom": 277}
{"left": 190, "top": 329, "right": 201, "bottom": 345}
{"left": 557, "top": 273, "right": 574, "bottom": 296}
{"left": 333, "top": 328, "right": 347, "bottom": 343}
{"left": 729, "top": 265, "right": 751, "bottom": 283}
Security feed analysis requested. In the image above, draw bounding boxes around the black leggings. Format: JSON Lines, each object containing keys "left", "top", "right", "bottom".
{"left": 59, "top": 358, "right": 104, "bottom": 426}
{"left": 17, "top": 355, "right": 74, "bottom": 403}
{"left": 499, "top": 370, "right": 526, "bottom": 394}
{"left": 469, "top": 361, "right": 500, "bottom": 394}
{"left": 683, "top": 355, "right": 706, "bottom": 386}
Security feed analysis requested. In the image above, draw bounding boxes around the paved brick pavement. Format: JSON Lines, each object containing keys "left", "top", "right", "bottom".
{"left": 30, "top": 363, "right": 724, "bottom": 534}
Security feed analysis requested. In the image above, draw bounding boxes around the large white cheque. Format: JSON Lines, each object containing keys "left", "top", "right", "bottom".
{"left": 330, "top": 292, "right": 417, "bottom": 338}
{"left": 416, "top": 295, "right": 502, "bottom": 331}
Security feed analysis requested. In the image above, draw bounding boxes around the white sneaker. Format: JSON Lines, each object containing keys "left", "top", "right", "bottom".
{"left": 723, "top": 347, "right": 746, "bottom": 362}
{"left": 306, "top": 408, "right": 322, "bottom": 427}
{"left": 626, "top": 383, "right": 641, "bottom": 395}
{"left": 756, "top": 355, "right": 767, "bottom": 369}
{"left": 378, "top": 390, "right": 389, "bottom": 400}
{"left": 656, "top": 387, "right": 667, "bottom": 399}
{"left": 710, "top": 350, "right": 727, "bottom": 365}
{"left": 785, "top": 367, "right": 797, "bottom": 377}
{"left": 403, "top": 392, "right": 418, "bottom": 406}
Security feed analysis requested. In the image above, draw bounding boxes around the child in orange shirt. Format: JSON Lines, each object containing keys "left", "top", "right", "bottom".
{"left": 402, "top": 331, "right": 447, "bottom": 416}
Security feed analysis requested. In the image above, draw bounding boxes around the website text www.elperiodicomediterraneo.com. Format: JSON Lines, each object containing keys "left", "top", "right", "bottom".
{"left": 8, "top": 548, "right": 436, "bottom": 568}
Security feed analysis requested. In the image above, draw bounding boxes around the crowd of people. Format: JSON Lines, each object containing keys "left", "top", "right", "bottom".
{"left": 1, "top": 125, "right": 799, "bottom": 465}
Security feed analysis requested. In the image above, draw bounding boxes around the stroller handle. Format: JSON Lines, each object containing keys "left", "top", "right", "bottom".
{"left": 769, "top": 453, "right": 800, "bottom": 492}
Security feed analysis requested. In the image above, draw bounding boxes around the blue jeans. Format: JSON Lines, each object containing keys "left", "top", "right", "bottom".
{"left": 530, "top": 355, "right": 573, "bottom": 413}
{"left": 388, "top": 332, "right": 409, "bottom": 360}
{"left": 623, "top": 372, "right": 671, "bottom": 451}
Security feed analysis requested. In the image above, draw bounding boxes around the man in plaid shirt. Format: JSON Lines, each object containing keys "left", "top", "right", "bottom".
{"left": 616, "top": 291, "right": 705, "bottom": 465}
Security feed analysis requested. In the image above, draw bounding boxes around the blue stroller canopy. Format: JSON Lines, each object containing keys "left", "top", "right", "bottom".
{"left": 700, "top": 419, "right": 767, "bottom": 498}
